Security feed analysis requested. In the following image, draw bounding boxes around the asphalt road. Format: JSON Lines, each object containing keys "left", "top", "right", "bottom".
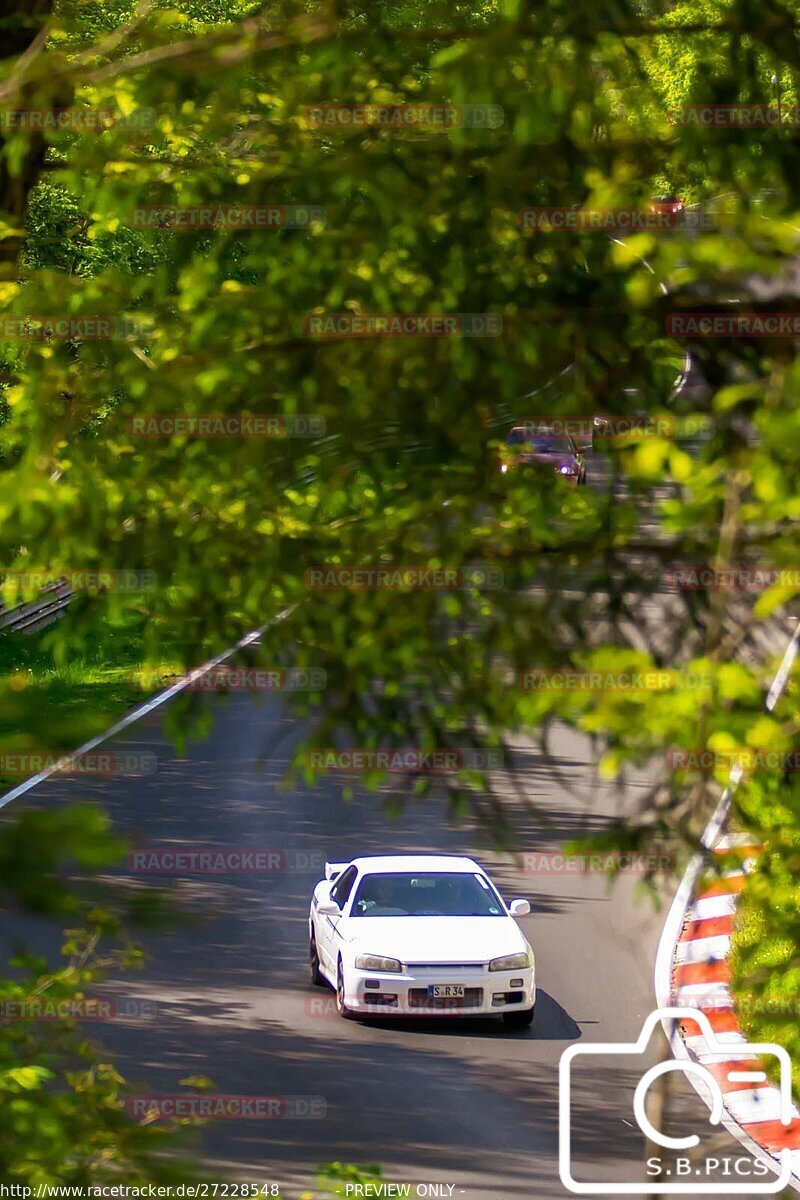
{"left": 3, "top": 218, "right": 786, "bottom": 1197}
{"left": 0, "top": 687, "right": 755, "bottom": 1200}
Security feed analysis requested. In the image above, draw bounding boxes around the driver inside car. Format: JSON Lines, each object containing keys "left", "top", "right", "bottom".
{"left": 355, "top": 874, "right": 401, "bottom": 915}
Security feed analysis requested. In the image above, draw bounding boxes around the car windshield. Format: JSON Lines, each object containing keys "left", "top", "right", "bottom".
{"left": 506, "top": 430, "right": 572, "bottom": 454}
{"left": 653, "top": 194, "right": 680, "bottom": 203}
{"left": 351, "top": 871, "right": 505, "bottom": 917}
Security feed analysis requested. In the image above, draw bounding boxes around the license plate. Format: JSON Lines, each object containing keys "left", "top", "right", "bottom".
{"left": 428, "top": 984, "right": 465, "bottom": 998}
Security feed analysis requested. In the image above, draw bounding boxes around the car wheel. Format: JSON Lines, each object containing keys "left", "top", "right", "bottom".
{"left": 336, "top": 958, "right": 353, "bottom": 1018}
{"left": 503, "top": 1007, "right": 534, "bottom": 1031}
{"left": 309, "top": 929, "right": 325, "bottom": 987}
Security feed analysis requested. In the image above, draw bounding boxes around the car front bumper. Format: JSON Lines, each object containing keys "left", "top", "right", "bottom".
{"left": 344, "top": 963, "right": 536, "bottom": 1017}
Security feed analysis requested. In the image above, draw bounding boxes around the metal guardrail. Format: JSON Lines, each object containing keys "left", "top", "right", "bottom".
{"left": 0, "top": 580, "right": 76, "bottom": 635}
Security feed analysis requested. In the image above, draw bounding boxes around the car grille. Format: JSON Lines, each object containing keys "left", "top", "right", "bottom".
{"left": 407, "top": 988, "right": 484, "bottom": 1009}
{"left": 404, "top": 963, "right": 485, "bottom": 972}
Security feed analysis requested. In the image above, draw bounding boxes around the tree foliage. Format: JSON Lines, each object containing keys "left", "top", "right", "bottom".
{"left": 0, "top": 0, "right": 797, "bottom": 1180}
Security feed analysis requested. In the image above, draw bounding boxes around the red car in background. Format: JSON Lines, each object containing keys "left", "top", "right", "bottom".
{"left": 649, "top": 193, "right": 686, "bottom": 224}
{"left": 500, "top": 427, "right": 586, "bottom": 486}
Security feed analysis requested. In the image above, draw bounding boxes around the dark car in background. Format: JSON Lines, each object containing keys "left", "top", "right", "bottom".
{"left": 500, "top": 427, "right": 586, "bottom": 485}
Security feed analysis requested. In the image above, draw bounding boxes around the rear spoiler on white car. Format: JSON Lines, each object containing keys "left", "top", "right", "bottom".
{"left": 325, "top": 861, "right": 348, "bottom": 881}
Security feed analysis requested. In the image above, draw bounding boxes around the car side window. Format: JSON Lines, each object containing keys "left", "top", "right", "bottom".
{"left": 331, "top": 866, "right": 357, "bottom": 908}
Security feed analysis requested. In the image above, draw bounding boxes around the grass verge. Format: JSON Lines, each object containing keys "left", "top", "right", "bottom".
{"left": 0, "top": 600, "right": 188, "bottom": 791}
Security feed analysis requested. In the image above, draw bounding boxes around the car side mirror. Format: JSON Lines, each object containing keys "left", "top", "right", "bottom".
{"left": 591, "top": 415, "right": 610, "bottom": 447}
{"left": 317, "top": 900, "right": 339, "bottom": 916}
{"left": 509, "top": 898, "right": 531, "bottom": 916}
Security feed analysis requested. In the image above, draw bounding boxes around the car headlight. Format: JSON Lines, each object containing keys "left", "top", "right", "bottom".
{"left": 558, "top": 465, "right": 573, "bottom": 475}
{"left": 489, "top": 951, "right": 532, "bottom": 972}
{"left": 355, "top": 954, "right": 403, "bottom": 973}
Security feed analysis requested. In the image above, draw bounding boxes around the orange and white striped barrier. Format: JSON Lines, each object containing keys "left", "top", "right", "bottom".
{"left": 667, "top": 834, "right": 800, "bottom": 1186}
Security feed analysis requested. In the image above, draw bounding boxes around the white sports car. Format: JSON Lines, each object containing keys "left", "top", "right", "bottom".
{"left": 308, "top": 854, "right": 536, "bottom": 1028}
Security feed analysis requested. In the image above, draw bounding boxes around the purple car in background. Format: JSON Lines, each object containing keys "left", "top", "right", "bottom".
{"left": 500, "top": 426, "right": 586, "bottom": 485}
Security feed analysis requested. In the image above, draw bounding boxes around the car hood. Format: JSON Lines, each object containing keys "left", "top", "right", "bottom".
{"left": 517, "top": 451, "right": 578, "bottom": 471}
{"left": 345, "top": 916, "right": 528, "bottom": 964}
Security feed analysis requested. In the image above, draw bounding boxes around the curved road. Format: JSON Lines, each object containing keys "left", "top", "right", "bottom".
{"left": 1, "top": 686, "right": 753, "bottom": 1199}
{"left": 2, "top": 205, "right": 783, "bottom": 1197}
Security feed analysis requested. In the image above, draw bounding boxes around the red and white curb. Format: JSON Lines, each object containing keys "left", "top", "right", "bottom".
{"left": 674, "top": 836, "right": 800, "bottom": 1184}
{"left": 656, "top": 831, "right": 800, "bottom": 1190}
{"left": 655, "top": 623, "right": 800, "bottom": 1191}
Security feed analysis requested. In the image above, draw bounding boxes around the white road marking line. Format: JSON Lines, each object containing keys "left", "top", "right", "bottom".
{"left": 0, "top": 606, "right": 295, "bottom": 812}
{"left": 766, "top": 623, "right": 800, "bottom": 712}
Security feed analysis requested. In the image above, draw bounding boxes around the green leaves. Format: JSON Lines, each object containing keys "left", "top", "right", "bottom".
{"left": 0, "top": 0, "right": 798, "bottom": 1173}
{"left": 1, "top": 1066, "right": 52, "bottom": 1092}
